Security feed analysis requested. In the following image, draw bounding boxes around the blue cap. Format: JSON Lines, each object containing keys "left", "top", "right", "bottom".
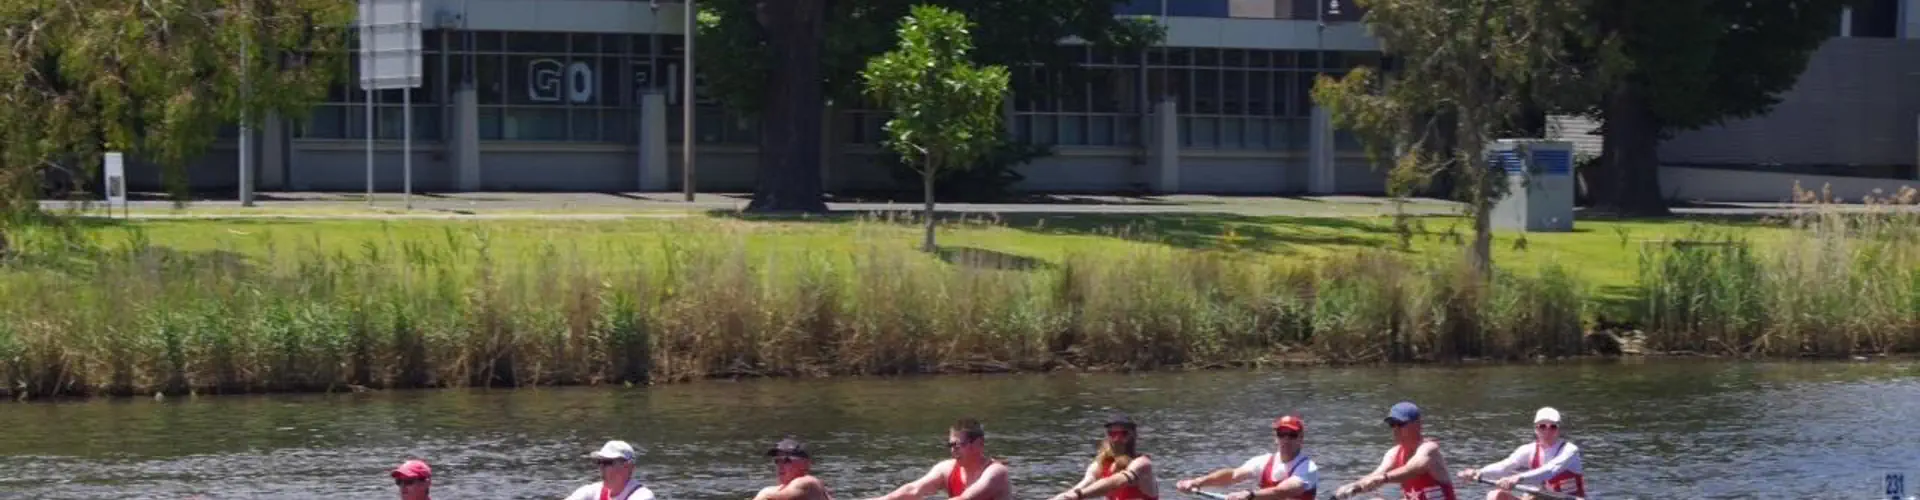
{"left": 1385, "top": 402, "right": 1421, "bottom": 424}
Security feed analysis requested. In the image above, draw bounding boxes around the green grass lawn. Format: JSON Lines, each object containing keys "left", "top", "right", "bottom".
{"left": 43, "top": 209, "right": 1793, "bottom": 292}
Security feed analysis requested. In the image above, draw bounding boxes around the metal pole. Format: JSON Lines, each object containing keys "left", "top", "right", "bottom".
{"left": 682, "top": 0, "right": 695, "bottom": 202}
{"left": 364, "top": 1, "right": 376, "bottom": 207}
{"left": 404, "top": 81, "right": 413, "bottom": 209}
{"left": 240, "top": 32, "right": 254, "bottom": 207}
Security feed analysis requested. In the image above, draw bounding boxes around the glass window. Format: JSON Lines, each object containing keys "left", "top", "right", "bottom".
{"left": 572, "top": 33, "right": 601, "bottom": 54}
{"left": 1192, "top": 68, "right": 1218, "bottom": 114}
{"left": 1089, "top": 116, "right": 1114, "bottom": 146}
{"left": 1194, "top": 48, "right": 1218, "bottom": 67}
{"left": 502, "top": 108, "right": 568, "bottom": 141}
{"left": 475, "top": 31, "right": 503, "bottom": 52}
{"left": 476, "top": 53, "right": 505, "bottom": 105}
{"left": 1222, "top": 70, "right": 1245, "bottom": 115}
{"left": 1292, "top": 72, "right": 1317, "bottom": 117}
{"left": 508, "top": 32, "right": 567, "bottom": 53}
{"left": 1248, "top": 71, "right": 1271, "bottom": 116}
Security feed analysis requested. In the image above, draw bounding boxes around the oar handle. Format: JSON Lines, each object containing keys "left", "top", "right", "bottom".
{"left": 1471, "top": 476, "right": 1585, "bottom": 500}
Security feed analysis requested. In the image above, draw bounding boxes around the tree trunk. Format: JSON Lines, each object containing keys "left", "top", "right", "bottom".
{"left": 922, "top": 164, "right": 937, "bottom": 253}
{"left": 744, "top": 0, "right": 830, "bottom": 213}
{"left": 1594, "top": 84, "right": 1673, "bottom": 216}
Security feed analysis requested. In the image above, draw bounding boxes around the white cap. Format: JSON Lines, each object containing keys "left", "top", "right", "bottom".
{"left": 1533, "top": 407, "right": 1562, "bottom": 425}
{"left": 589, "top": 440, "right": 636, "bottom": 461}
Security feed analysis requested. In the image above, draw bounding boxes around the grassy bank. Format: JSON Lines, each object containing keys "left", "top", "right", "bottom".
{"left": 0, "top": 195, "right": 1913, "bottom": 399}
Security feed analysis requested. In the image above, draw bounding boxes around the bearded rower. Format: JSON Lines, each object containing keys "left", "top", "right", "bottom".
{"left": 1050, "top": 414, "right": 1159, "bottom": 500}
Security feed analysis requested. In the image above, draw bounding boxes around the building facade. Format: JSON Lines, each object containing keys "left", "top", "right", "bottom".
{"left": 142, "top": 0, "right": 1389, "bottom": 195}
{"left": 150, "top": 0, "right": 1920, "bottom": 198}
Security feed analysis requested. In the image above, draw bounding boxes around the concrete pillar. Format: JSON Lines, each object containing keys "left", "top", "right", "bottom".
{"left": 1152, "top": 97, "right": 1180, "bottom": 193}
{"left": 238, "top": 123, "right": 254, "bottom": 204}
{"left": 640, "top": 90, "right": 670, "bottom": 191}
{"left": 454, "top": 84, "right": 481, "bottom": 191}
{"left": 1841, "top": 6, "right": 1853, "bottom": 37}
{"left": 1308, "top": 105, "right": 1336, "bottom": 194}
{"left": 261, "top": 112, "right": 286, "bottom": 190}
{"left": 1902, "top": 0, "right": 1915, "bottom": 39}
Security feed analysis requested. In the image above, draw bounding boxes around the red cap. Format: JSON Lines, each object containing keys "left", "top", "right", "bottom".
{"left": 1272, "top": 415, "right": 1305, "bottom": 433}
{"left": 391, "top": 460, "right": 432, "bottom": 480}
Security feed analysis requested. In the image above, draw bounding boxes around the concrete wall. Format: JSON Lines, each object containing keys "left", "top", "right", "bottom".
{"left": 1660, "top": 166, "right": 1920, "bottom": 203}
{"left": 1659, "top": 38, "right": 1920, "bottom": 170}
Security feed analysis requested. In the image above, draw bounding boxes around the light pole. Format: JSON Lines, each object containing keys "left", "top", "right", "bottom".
{"left": 682, "top": 0, "right": 696, "bottom": 202}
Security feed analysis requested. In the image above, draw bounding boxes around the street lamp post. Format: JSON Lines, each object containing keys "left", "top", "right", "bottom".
{"left": 682, "top": 0, "right": 696, "bottom": 202}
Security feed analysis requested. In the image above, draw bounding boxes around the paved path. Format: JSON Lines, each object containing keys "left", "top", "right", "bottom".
{"left": 36, "top": 191, "right": 1918, "bottom": 220}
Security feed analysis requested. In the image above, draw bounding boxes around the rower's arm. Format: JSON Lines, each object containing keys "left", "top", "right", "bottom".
{"left": 1251, "top": 476, "right": 1308, "bottom": 500}
{"left": 870, "top": 462, "right": 948, "bottom": 500}
{"left": 1067, "top": 460, "right": 1100, "bottom": 491}
{"left": 1071, "top": 456, "right": 1152, "bottom": 499}
{"left": 1377, "top": 442, "right": 1442, "bottom": 484}
{"left": 954, "top": 462, "right": 1011, "bottom": 500}
{"left": 1186, "top": 466, "right": 1246, "bottom": 490}
{"left": 1477, "top": 445, "right": 1529, "bottom": 476}
{"left": 759, "top": 477, "right": 828, "bottom": 500}
{"left": 1508, "top": 442, "right": 1579, "bottom": 483}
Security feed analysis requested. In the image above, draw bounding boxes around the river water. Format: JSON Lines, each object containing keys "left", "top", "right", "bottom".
{"left": 1, "top": 359, "right": 1917, "bottom": 499}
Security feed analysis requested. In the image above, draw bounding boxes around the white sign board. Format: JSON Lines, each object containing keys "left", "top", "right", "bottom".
{"left": 102, "top": 152, "right": 126, "bottom": 212}
{"left": 357, "top": 0, "right": 423, "bottom": 90}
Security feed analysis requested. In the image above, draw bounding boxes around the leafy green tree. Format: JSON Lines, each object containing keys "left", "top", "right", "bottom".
{"left": 1578, "top": 0, "right": 1853, "bottom": 216}
{"left": 696, "top": 0, "right": 1160, "bottom": 213}
{"left": 0, "top": 0, "right": 351, "bottom": 222}
{"left": 861, "top": 5, "right": 1010, "bottom": 252}
{"left": 1313, "top": 0, "right": 1597, "bottom": 276}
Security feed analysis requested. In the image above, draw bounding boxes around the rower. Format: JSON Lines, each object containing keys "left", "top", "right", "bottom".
{"left": 1174, "top": 413, "right": 1319, "bottom": 500}
{"left": 1334, "top": 402, "right": 1458, "bottom": 500}
{"left": 1456, "top": 407, "right": 1587, "bottom": 500}
{"left": 1049, "top": 414, "right": 1159, "bottom": 500}
{"left": 865, "top": 418, "right": 1013, "bottom": 500}
{"left": 390, "top": 459, "right": 432, "bottom": 500}
{"left": 754, "top": 436, "right": 835, "bottom": 500}
{"left": 563, "top": 440, "right": 655, "bottom": 500}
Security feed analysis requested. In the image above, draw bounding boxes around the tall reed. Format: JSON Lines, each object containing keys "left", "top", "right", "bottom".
{"left": 6, "top": 195, "right": 1909, "bottom": 399}
{"left": 1632, "top": 185, "right": 1920, "bottom": 356}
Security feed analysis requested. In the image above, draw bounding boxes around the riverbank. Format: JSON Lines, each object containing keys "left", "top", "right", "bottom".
{"left": 1, "top": 193, "right": 1915, "bottom": 399}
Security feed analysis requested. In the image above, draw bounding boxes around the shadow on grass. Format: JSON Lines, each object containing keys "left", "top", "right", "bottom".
{"left": 825, "top": 191, "right": 1188, "bottom": 206}
{"left": 935, "top": 246, "right": 1053, "bottom": 271}
{"left": 708, "top": 209, "right": 1406, "bottom": 254}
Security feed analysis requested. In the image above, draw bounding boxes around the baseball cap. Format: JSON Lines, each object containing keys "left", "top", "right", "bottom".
{"left": 1104, "top": 413, "right": 1136, "bottom": 429}
{"left": 588, "top": 440, "right": 636, "bottom": 461}
{"left": 1534, "top": 407, "right": 1562, "bottom": 425}
{"left": 1384, "top": 401, "right": 1421, "bottom": 425}
{"left": 1272, "top": 414, "right": 1305, "bottom": 433}
{"left": 390, "top": 460, "right": 432, "bottom": 480}
{"left": 767, "top": 436, "right": 810, "bottom": 458}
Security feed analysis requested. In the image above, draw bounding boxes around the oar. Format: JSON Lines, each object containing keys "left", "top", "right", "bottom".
{"left": 1471, "top": 477, "right": 1586, "bottom": 500}
{"left": 1182, "top": 490, "right": 1230, "bottom": 500}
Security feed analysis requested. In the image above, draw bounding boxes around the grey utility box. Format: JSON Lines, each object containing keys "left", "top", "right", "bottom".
{"left": 1487, "top": 139, "right": 1576, "bottom": 232}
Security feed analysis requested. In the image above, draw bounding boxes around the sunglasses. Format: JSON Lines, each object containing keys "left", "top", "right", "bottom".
{"left": 1536, "top": 423, "right": 1559, "bottom": 430}
{"left": 1274, "top": 431, "right": 1300, "bottom": 439}
{"left": 1387, "top": 420, "right": 1409, "bottom": 428}
{"left": 595, "top": 459, "right": 628, "bottom": 467}
{"left": 395, "top": 478, "right": 425, "bottom": 487}
{"left": 773, "top": 454, "right": 808, "bottom": 464}
{"left": 1107, "top": 429, "right": 1132, "bottom": 438}
{"left": 945, "top": 438, "right": 974, "bottom": 450}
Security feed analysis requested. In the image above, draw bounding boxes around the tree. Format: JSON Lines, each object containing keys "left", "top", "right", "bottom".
{"left": 1577, "top": 0, "right": 1852, "bottom": 216}
{"left": 0, "top": 0, "right": 351, "bottom": 220}
{"left": 1312, "top": 0, "right": 1597, "bottom": 276}
{"left": 862, "top": 5, "right": 1009, "bottom": 252}
{"left": 697, "top": 0, "right": 1157, "bottom": 213}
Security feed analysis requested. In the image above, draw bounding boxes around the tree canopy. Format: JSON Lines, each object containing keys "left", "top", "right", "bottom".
{"left": 0, "top": 0, "right": 353, "bottom": 216}
{"left": 694, "top": 0, "right": 1161, "bottom": 212}
{"left": 1577, "top": 0, "right": 1853, "bottom": 215}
